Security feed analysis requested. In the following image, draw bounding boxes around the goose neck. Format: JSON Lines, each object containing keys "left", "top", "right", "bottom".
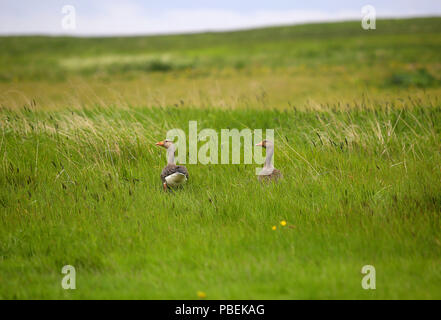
{"left": 167, "top": 144, "right": 176, "bottom": 165}
{"left": 264, "top": 144, "right": 274, "bottom": 169}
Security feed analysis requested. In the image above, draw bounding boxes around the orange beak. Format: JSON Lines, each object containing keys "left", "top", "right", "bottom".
{"left": 155, "top": 141, "right": 164, "bottom": 146}
{"left": 255, "top": 141, "right": 263, "bottom": 146}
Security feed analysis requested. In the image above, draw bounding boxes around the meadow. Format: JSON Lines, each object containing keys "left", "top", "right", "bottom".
{"left": 0, "top": 17, "right": 441, "bottom": 299}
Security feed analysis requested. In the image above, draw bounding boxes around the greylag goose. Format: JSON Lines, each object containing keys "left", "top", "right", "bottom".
{"left": 255, "top": 140, "right": 282, "bottom": 181}
{"left": 155, "top": 139, "right": 189, "bottom": 190}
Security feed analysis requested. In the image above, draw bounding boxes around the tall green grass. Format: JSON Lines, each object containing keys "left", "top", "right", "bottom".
{"left": 1, "top": 101, "right": 440, "bottom": 299}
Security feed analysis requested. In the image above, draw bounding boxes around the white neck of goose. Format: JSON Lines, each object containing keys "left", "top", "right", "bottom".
{"left": 264, "top": 143, "right": 275, "bottom": 169}
{"left": 167, "top": 144, "right": 176, "bottom": 165}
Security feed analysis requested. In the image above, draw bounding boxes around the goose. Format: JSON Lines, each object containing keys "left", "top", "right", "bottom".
{"left": 155, "top": 139, "right": 189, "bottom": 190}
{"left": 255, "top": 140, "right": 282, "bottom": 181}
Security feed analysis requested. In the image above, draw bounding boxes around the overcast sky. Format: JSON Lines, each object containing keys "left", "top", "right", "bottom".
{"left": 1, "top": 0, "right": 440, "bottom": 36}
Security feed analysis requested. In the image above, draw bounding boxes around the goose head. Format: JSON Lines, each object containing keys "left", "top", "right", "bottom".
{"left": 155, "top": 139, "right": 174, "bottom": 149}
{"left": 255, "top": 139, "right": 273, "bottom": 149}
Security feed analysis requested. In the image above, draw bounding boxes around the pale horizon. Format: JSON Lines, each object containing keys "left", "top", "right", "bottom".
{"left": 1, "top": 0, "right": 440, "bottom": 36}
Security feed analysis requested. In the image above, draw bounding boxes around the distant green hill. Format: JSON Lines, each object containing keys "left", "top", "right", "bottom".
{"left": 1, "top": 17, "right": 440, "bottom": 82}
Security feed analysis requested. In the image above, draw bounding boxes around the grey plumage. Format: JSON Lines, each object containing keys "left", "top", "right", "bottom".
{"left": 160, "top": 164, "right": 189, "bottom": 183}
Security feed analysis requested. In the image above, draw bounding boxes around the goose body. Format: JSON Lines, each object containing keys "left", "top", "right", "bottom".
{"left": 156, "top": 139, "right": 189, "bottom": 190}
{"left": 256, "top": 140, "right": 283, "bottom": 182}
{"left": 161, "top": 165, "right": 189, "bottom": 187}
{"left": 258, "top": 168, "right": 282, "bottom": 181}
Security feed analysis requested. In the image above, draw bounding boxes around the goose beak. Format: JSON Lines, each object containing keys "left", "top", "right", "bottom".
{"left": 255, "top": 142, "right": 263, "bottom": 147}
{"left": 155, "top": 141, "right": 164, "bottom": 146}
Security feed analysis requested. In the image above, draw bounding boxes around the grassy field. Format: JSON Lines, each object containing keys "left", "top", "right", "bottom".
{"left": 1, "top": 18, "right": 441, "bottom": 299}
